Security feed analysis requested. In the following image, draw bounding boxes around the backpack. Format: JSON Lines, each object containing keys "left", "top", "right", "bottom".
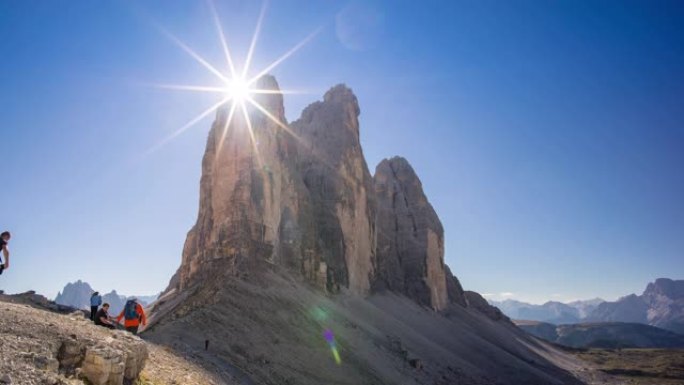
{"left": 124, "top": 300, "right": 138, "bottom": 320}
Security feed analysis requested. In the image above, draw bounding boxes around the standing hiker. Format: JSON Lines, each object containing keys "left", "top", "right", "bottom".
{"left": 90, "top": 291, "right": 102, "bottom": 321}
{"left": 116, "top": 298, "right": 147, "bottom": 335}
{"left": 0, "top": 231, "right": 10, "bottom": 276}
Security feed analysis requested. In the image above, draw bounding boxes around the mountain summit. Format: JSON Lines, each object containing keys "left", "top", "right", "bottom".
{"left": 167, "top": 76, "right": 461, "bottom": 310}
{"left": 147, "top": 77, "right": 585, "bottom": 384}
{"left": 589, "top": 278, "right": 684, "bottom": 334}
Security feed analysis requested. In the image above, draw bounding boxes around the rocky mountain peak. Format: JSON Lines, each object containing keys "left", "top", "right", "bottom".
{"left": 169, "top": 76, "right": 468, "bottom": 308}
{"left": 252, "top": 75, "right": 285, "bottom": 118}
{"left": 587, "top": 278, "right": 684, "bottom": 334}
{"left": 644, "top": 278, "right": 684, "bottom": 298}
{"left": 323, "top": 83, "right": 358, "bottom": 107}
{"left": 55, "top": 280, "right": 94, "bottom": 309}
{"left": 373, "top": 156, "right": 449, "bottom": 310}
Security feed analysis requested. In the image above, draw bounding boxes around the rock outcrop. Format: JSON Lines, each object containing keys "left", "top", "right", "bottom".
{"left": 0, "top": 299, "right": 147, "bottom": 385}
{"left": 445, "top": 265, "right": 468, "bottom": 307}
{"left": 2, "top": 290, "right": 80, "bottom": 314}
{"left": 464, "top": 291, "right": 510, "bottom": 322}
{"left": 291, "top": 85, "right": 377, "bottom": 295}
{"left": 373, "top": 157, "right": 448, "bottom": 310}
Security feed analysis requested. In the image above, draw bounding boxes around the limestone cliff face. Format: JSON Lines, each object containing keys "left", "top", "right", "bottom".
{"left": 177, "top": 80, "right": 375, "bottom": 295}
{"left": 291, "top": 85, "right": 376, "bottom": 295}
{"left": 179, "top": 75, "right": 299, "bottom": 289}
{"left": 173, "top": 78, "right": 466, "bottom": 307}
{"left": 373, "top": 157, "right": 449, "bottom": 310}
{"left": 445, "top": 265, "right": 468, "bottom": 307}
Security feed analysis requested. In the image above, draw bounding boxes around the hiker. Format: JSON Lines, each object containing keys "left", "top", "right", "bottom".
{"left": 116, "top": 298, "right": 147, "bottom": 335}
{"left": 90, "top": 291, "right": 102, "bottom": 321}
{"left": 0, "top": 231, "right": 10, "bottom": 276}
{"left": 94, "top": 303, "right": 116, "bottom": 329}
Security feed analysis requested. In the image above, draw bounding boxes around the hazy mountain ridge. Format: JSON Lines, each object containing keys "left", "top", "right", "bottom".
{"left": 55, "top": 279, "right": 160, "bottom": 314}
{"left": 587, "top": 278, "right": 684, "bottom": 334}
{"left": 515, "top": 320, "right": 684, "bottom": 349}
{"left": 490, "top": 298, "right": 604, "bottom": 324}
{"left": 492, "top": 278, "right": 684, "bottom": 334}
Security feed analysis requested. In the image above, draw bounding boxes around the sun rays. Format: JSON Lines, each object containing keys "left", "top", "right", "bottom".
{"left": 148, "top": 0, "right": 318, "bottom": 157}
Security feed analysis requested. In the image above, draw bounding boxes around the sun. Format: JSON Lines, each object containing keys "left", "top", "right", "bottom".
{"left": 147, "top": 0, "right": 319, "bottom": 155}
{"left": 224, "top": 77, "right": 252, "bottom": 103}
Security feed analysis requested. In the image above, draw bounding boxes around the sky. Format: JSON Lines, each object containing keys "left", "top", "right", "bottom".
{"left": 1, "top": 0, "right": 682, "bottom": 304}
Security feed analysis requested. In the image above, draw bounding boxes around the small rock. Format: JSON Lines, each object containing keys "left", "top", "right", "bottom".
{"left": 0, "top": 374, "right": 11, "bottom": 384}
{"left": 33, "top": 354, "right": 60, "bottom": 372}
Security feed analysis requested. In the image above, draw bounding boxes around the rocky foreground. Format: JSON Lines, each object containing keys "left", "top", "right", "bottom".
{"left": 0, "top": 292, "right": 234, "bottom": 385}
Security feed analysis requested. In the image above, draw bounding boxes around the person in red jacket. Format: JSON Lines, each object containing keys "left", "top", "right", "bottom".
{"left": 116, "top": 298, "right": 147, "bottom": 335}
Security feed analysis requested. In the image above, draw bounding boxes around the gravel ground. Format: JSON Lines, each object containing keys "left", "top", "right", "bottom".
{"left": 139, "top": 343, "right": 231, "bottom": 385}
{"left": 0, "top": 292, "right": 235, "bottom": 385}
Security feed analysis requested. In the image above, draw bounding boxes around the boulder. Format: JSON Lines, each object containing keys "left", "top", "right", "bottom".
{"left": 82, "top": 346, "right": 126, "bottom": 385}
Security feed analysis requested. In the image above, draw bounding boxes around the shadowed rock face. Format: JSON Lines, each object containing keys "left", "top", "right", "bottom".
{"left": 445, "top": 265, "right": 468, "bottom": 307}
{"left": 177, "top": 78, "right": 377, "bottom": 296}
{"left": 291, "top": 85, "right": 377, "bottom": 295}
{"left": 172, "top": 76, "right": 472, "bottom": 307}
{"left": 179, "top": 75, "right": 298, "bottom": 290}
{"left": 373, "top": 157, "right": 449, "bottom": 310}
{"left": 465, "top": 291, "right": 511, "bottom": 322}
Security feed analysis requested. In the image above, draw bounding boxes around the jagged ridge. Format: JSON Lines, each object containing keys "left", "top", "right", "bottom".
{"left": 169, "top": 76, "right": 464, "bottom": 310}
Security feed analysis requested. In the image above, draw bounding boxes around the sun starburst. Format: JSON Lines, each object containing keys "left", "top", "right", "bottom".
{"left": 147, "top": 0, "right": 318, "bottom": 156}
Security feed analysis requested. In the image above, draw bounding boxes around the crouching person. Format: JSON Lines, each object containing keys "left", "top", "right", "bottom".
{"left": 94, "top": 303, "right": 116, "bottom": 329}
{"left": 116, "top": 298, "right": 146, "bottom": 335}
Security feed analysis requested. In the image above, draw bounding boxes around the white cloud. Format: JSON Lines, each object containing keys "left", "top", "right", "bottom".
{"left": 482, "top": 292, "right": 516, "bottom": 301}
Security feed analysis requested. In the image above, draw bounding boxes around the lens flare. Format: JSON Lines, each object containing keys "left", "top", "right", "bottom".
{"left": 147, "top": 0, "right": 318, "bottom": 155}
{"left": 310, "top": 306, "right": 328, "bottom": 322}
{"left": 323, "top": 329, "right": 342, "bottom": 365}
{"left": 226, "top": 77, "right": 251, "bottom": 102}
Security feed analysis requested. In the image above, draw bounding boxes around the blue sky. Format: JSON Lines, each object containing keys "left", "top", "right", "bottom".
{"left": 1, "top": 0, "right": 682, "bottom": 304}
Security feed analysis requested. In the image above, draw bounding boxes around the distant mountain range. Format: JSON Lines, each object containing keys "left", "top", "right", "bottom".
{"left": 491, "top": 278, "right": 684, "bottom": 334}
{"left": 55, "top": 280, "right": 159, "bottom": 315}
{"left": 490, "top": 298, "right": 604, "bottom": 324}
{"left": 515, "top": 320, "right": 684, "bottom": 349}
{"left": 587, "top": 278, "right": 684, "bottom": 334}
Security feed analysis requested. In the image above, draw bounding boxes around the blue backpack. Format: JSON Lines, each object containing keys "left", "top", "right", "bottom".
{"left": 124, "top": 300, "right": 138, "bottom": 320}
